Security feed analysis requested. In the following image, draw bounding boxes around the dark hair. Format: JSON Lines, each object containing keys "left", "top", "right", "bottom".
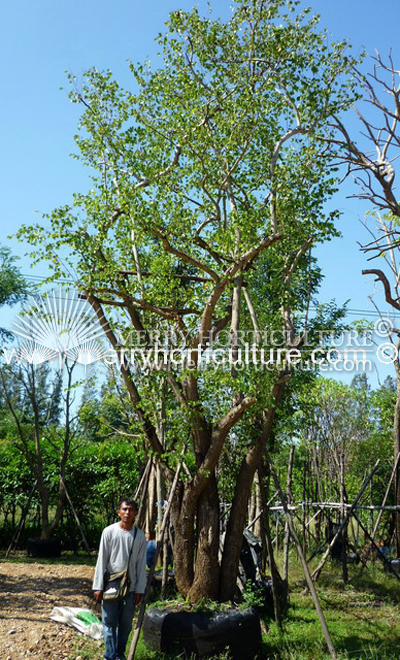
{"left": 117, "top": 498, "right": 138, "bottom": 511}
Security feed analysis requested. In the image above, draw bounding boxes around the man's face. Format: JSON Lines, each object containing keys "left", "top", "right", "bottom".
{"left": 117, "top": 502, "right": 137, "bottom": 525}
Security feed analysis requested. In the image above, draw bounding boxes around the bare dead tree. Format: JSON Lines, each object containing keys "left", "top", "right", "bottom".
{"left": 359, "top": 215, "right": 400, "bottom": 556}
{"left": 335, "top": 54, "right": 400, "bottom": 555}
{"left": 334, "top": 52, "right": 400, "bottom": 222}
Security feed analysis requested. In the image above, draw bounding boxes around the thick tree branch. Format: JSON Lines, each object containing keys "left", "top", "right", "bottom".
{"left": 190, "top": 395, "right": 256, "bottom": 498}
{"left": 151, "top": 227, "right": 220, "bottom": 281}
{"left": 86, "top": 293, "right": 165, "bottom": 456}
{"left": 362, "top": 268, "right": 400, "bottom": 310}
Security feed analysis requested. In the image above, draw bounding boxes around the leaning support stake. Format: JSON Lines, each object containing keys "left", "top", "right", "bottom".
{"left": 283, "top": 445, "right": 295, "bottom": 582}
{"left": 6, "top": 479, "right": 37, "bottom": 558}
{"left": 258, "top": 467, "right": 282, "bottom": 628}
{"left": 267, "top": 452, "right": 337, "bottom": 659}
{"left": 363, "top": 453, "right": 400, "bottom": 564}
{"left": 134, "top": 457, "right": 152, "bottom": 502}
{"left": 61, "top": 477, "right": 91, "bottom": 554}
{"left": 353, "top": 512, "right": 400, "bottom": 582}
{"left": 127, "top": 456, "right": 184, "bottom": 660}
{"left": 311, "top": 459, "right": 380, "bottom": 582}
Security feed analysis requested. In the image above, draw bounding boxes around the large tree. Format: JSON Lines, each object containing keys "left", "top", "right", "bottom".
{"left": 0, "top": 361, "right": 76, "bottom": 539}
{"left": 18, "top": 0, "right": 358, "bottom": 601}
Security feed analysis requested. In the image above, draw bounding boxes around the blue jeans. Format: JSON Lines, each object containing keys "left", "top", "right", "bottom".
{"left": 101, "top": 593, "right": 135, "bottom": 660}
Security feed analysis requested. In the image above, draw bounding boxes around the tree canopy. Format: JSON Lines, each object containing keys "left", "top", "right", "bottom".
{"left": 16, "top": 0, "right": 360, "bottom": 601}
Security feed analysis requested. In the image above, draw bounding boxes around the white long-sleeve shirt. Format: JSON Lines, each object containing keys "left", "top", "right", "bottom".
{"left": 92, "top": 523, "right": 147, "bottom": 594}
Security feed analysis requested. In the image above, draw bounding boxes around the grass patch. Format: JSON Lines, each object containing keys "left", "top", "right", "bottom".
{"left": 264, "top": 560, "right": 400, "bottom": 659}
{"left": 32, "top": 556, "right": 397, "bottom": 660}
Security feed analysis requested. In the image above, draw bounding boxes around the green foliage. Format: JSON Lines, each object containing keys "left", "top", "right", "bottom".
{"left": 272, "top": 373, "right": 395, "bottom": 529}
{"left": 12, "top": 0, "right": 364, "bottom": 598}
{"left": 240, "top": 580, "right": 267, "bottom": 610}
{"left": 0, "top": 246, "right": 28, "bottom": 307}
{"left": 0, "top": 245, "right": 29, "bottom": 341}
{"left": 149, "top": 596, "right": 234, "bottom": 614}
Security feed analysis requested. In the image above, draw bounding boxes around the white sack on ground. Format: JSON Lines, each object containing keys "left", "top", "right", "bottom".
{"left": 50, "top": 606, "right": 103, "bottom": 640}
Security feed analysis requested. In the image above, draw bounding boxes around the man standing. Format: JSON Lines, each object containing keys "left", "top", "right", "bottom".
{"left": 93, "top": 499, "right": 147, "bottom": 660}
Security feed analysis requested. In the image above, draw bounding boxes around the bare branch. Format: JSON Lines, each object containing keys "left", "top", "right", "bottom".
{"left": 362, "top": 268, "right": 400, "bottom": 310}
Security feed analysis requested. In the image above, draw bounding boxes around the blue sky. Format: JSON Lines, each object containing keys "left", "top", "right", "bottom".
{"left": 1, "top": 0, "right": 399, "bottom": 385}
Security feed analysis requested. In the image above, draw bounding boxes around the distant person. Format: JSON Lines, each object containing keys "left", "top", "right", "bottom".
{"left": 93, "top": 499, "right": 147, "bottom": 660}
{"left": 146, "top": 537, "right": 157, "bottom": 568}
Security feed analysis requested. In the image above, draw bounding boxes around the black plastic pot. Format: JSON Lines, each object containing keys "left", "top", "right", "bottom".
{"left": 143, "top": 606, "right": 262, "bottom": 659}
{"left": 26, "top": 537, "right": 61, "bottom": 558}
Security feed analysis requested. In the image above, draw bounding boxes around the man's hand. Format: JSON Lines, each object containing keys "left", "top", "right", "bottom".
{"left": 134, "top": 593, "right": 143, "bottom": 606}
{"left": 93, "top": 590, "right": 103, "bottom": 602}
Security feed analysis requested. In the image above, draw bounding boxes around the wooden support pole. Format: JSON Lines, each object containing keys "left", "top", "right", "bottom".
{"left": 127, "top": 455, "right": 184, "bottom": 660}
{"left": 340, "top": 456, "right": 348, "bottom": 585}
{"left": 302, "top": 460, "right": 307, "bottom": 553}
{"left": 161, "top": 532, "right": 169, "bottom": 600}
{"left": 245, "top": 490, "right": 278, "bottom": 531}
{"left": 353, "top": 511, "right": 400, "bottom": 582}
{"left": 266, "top": 453, "right": 337, "bottom": 659}
{"left": 363, "top": 453, "right": 400, "bottom": 564}
{"left": 136, "top": 457, "right": 153, "bottom": 531}
{"left": 6, "top": 480, "right": 37, "bottom": 558}
{"left": 283, "top": 445, "right": 295, "bottom": 582}
{"left": 311, "top": 460, "right": 381, "bottom": 583}
{"left": 134, "top": 457, "right": 152, "bottom": 502}
{"left": 61, "top": 477, "right": 91, "bottom": 554}
{"left": 258, "top": 466, "right": 282, "bottom": 628}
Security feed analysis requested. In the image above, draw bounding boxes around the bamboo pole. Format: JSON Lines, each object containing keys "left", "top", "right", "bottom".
{"left": 363, "top": 453, "right": 400, "bottom": 564}
{"left": 283, "top": 446, "right": 295, "bottom": 582}
{"left": 311, "top": 460, "right": 381, "bottom": 582}
{"left": 135, "top": 457, "right": 153, "bottom": 531}
{"left": 353, "top": 511, "right": 400, "bottom": 582}
{"left": 267, "top": 453, "right": 337, "bottom": 659}
{"left": 269, "top": 503, "right": 400, "bottom": 512}
{"left": 127, "top": 455, "right": 184, "bottom": 660}
{"left": 6, "top": 480, "right": 37, "bottom": 558}
{"left": 302, "top": 460, "right": 307, "bottom": 553}
{"left": 245, "top": 490, "right": 278, "bottom": 531}
{"left": 258, "top": 465, "right": 282, "bottom": 628}
{"left": 161, "top": 532, "right": 169, "bottom": 600}
{"left": 340, "top": 456, "right": 348, "bottom": 584}
{"left": 134, "top": 457, "right": 152, "bottom": 502}
{"left": 61, "top": 477, "right": 91, "bottom": 554}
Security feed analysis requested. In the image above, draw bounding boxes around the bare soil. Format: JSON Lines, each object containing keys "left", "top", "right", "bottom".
{"left": 0, "top": 560, "right": 100, "bottom": 660}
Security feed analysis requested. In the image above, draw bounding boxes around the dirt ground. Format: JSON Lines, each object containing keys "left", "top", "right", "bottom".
{"left": 0, "top": 561, "right": 100, "bottom": 660}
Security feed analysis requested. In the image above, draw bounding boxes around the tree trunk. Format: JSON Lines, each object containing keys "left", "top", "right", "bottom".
{"left": 254, "top": 473, "right": 262, "bottom": 539}
{"left": 220, "top": 438, "right": 264, "bottom": 602}
{"left": 170, "top": 485, "right": 196, "bottom": 598}
{"left": 220, "top": 378, "right": 287, "bottom": 601}
{"left": 38, "top": 481, "right": 51, "bottom": 539}
{"left": 39, "top": 477, "right": 66, "bottom": 539}
{"left": 187, "top": 474, "right": 220, "bottom": 602}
